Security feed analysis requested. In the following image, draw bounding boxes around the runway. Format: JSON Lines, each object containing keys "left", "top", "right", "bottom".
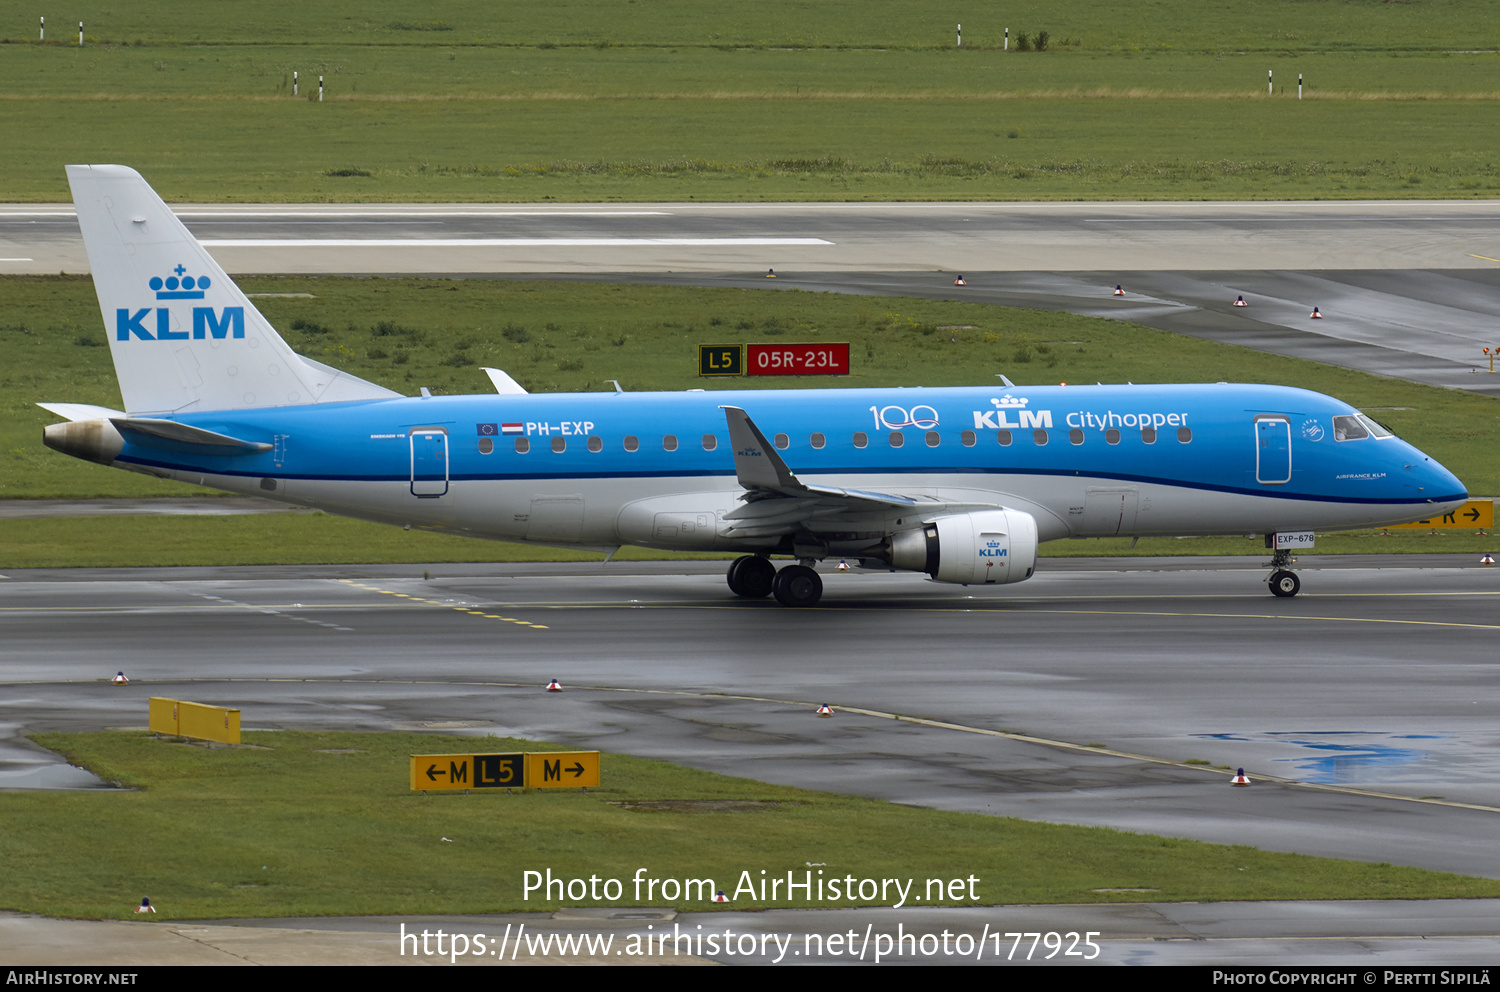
{"left": 6, "top": 557, "right": 1500, "bottom": 870}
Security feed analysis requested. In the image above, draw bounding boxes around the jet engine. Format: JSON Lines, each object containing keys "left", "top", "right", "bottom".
{"left": 884, "top": 508, "right": 1039, "bottom": 585}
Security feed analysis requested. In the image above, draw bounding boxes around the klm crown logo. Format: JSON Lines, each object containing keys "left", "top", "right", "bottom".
{"left": 116, "top": 263, "right": 241, "bottom": 342}
{"left": 149, "top": 264, "right": 211, "bottom": 300}
{"left": 991, "top": 394, "right": 1029, "bottom": 408}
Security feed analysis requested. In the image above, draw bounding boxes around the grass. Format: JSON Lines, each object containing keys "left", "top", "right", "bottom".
{"left": 3, "top": 1, "right": 1499, "bottom": 201}
{"left": 2, "top": 515, "right": 1494, "bottom": 570}
{"left": 7, "top": 729, "right": 1498, "bottom": 919}
{"left": 3, "top": 0, "right": 1495, "bottom": 53}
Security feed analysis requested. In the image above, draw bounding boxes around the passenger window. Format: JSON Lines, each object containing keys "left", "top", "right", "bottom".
{"left": 1069, "top": 429, "right": 1084, "bottom": 445}
{"left": 774, "top": 433, "right": 789, "bottom": 450}
{"left": 1106, "top": 428, "right": 1120, "bottom": 445}
{"left": 1033, "top": 429, "right": 1048, "bottom": 446}
{"left": 623, "top": 435, "right": 639, "bottom": 452}
{"left": 926, "top": 431, "right": 940, "bottom": 447}
{"left": 514, "top": 438, "right": 530, "bottom": 453}
{"left": 961, "top": 430, "right": 976, "bottom": 447}
{"left": 663, "top": 435, "right": 678, "bottom": 452}
{"left": 810, "top": 432, "right": 826, "bottom": 449}
{"left": 478, "top": 438, "right": 494, "bottom": 455}
{"left": 587, "top": 436, "right": 603, "bottom": 452}
{"left": 1177, "top": 427, "right": 1191, "bottom": 444}
{"left": 551, "top": 437, "right": 566, "bottom": 453}
{"left": 702, "top": 434, "right": 717, "bottom": 451}
{"left": 853, "top": 432, "right": 868, "bottom": 449}
{"left": 1141, "top": 427, "right": 1156, "bottom": 444}
{"left": 997, "top": 430, "right": 1012, "bottom": 446}
{"left": 889, "top": 431, "right": 904, "bottom": 447}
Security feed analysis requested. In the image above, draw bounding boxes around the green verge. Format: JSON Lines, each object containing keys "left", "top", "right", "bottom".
{"left": 1, "top": 515, "right": 1493, "bottom": 569}
{"left": 4, "top": 0, "right": 1495, "bottom": 51}
{"left": 4, "top": 0, "right": 1500, "bottom": 201}
{"left": 9, "top": 730, "right": 1497, "bottom": 919}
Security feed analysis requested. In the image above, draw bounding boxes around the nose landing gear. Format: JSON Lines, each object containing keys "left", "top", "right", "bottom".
{"left": 1266, "top": 548, "right": 1301, "bottom": 598}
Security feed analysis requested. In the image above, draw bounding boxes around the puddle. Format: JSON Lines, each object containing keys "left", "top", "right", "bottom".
{"left": 1193, "top": 730, "right": 1445, "bottom": 784}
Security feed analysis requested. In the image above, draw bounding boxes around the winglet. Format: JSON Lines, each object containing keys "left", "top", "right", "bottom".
{"left": 720, "top": 406, "right": 802, "bottom": 494}
{"left": 482, "top": 367, "right": 528, "bottom": 395}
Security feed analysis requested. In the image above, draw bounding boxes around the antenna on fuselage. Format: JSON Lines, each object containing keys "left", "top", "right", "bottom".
{"left": 605, "top": 379, "right": 624, "bottom": 393}
{"left": 996, "top": 374, "right": 1016, "bottom": 387}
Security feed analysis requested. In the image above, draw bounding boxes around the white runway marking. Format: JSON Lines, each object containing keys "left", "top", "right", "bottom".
{"left": 200, "top": 237, "right": 833, "bottom": 247}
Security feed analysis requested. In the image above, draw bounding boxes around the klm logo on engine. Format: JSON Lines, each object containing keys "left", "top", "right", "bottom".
{"left": 115, "top": 264, "right": 243, "bottom": 341}
{"left": 978, "top": 540, "right": 1008, "bottom": 558}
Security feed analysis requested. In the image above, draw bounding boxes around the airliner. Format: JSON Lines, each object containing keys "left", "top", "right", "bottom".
{"left": 41, "top": 165, "right": 1468, "bottom": 606}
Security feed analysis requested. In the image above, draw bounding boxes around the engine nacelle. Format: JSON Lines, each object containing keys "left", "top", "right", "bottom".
{"left": 888, "top": 509, "right": 1039, "bottom": 585}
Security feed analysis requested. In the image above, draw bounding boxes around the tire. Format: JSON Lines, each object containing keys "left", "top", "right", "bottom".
{"left": 772, "top": 564, "right": 823, "bottom": 607}
{"left": 1269, "top": 570, "right": 1301, "bottom": 598}
{"left": 727, "top": 555, "right": 775, "bottom": 599}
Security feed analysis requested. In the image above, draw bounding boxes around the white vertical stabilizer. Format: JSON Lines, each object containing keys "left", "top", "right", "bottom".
{"left": 67, "top": 164, "right": 400, "bottom": 416}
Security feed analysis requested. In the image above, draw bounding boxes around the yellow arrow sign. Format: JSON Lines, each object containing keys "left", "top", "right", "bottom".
{"left": 409, "top": 753, "right": 524, "bottom": 791}
{"left": 526, "top": 751, "right": 601, "bottom": 789}
{"left": 1387, "top": 500, "right": 1493, "bottom": 531}
{"left": 409, "top": 752, "right": 598, "bottom": 790}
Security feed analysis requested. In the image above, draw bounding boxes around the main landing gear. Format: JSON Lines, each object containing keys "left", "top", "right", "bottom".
{"left": 1266, "top": 549, "right": 1301, "bottom": 598}
{"left": 726, "top": 555, "right": 823, "bottom": 607}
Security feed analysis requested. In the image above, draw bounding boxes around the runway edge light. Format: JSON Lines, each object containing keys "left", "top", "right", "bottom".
{"left": 817, "top": 704, "right": 834, "bottom": 717}
{"left": 545, "top": 679, "right": 563, "bottom": 692}
{"left": 1231, "top": 767, "right": 1251, "bottom": 787}
{"left": 1113, "top": 284, "right": 1125, "bottom": 296}
{"left": 1234, "top": 295, "right": 1248, "bottom": 307}
{"left": 112, "top": 671, "right": 129, "bottom": 685}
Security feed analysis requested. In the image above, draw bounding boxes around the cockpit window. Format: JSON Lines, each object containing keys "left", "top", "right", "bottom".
{"left": 1332, "top": 415, "right": 1369, "bottom": 441}
{"left": 1357, "top": 414, "right": 1394, "bottom": 439}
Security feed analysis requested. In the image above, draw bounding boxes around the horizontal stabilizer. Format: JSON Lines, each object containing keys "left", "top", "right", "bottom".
{"left": 111, "top": 418, "right": 272, "bottom": 454}
{"left": 37, "top": 402, "right": 127, "bottom": 422}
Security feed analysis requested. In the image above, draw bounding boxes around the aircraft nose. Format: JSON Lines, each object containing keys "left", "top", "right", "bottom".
{"left": 1409, "top": 453, "right": 1467, "bottom": 509}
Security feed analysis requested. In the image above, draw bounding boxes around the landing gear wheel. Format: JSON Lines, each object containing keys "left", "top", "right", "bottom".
{"left": 727, "top": 555, "right": 775, "bottom": 599}
{"left": 772, "top": 564, "right": 823, "bottom": 607}
{"left": 1269, "top": 570, "right": 1301, "bottom": 598}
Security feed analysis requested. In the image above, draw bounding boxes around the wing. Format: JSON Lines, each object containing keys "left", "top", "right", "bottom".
{"left": 718, "top": 406, "right": 996, "bottom": 541}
